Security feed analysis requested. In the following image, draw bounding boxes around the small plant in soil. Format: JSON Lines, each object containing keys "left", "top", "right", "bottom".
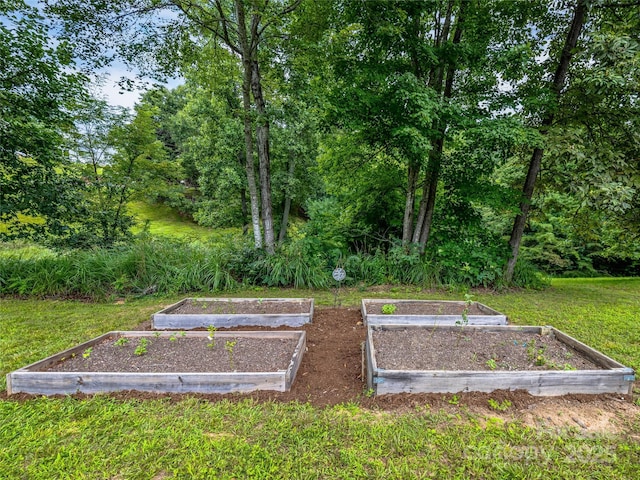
{"left": 169, "top": 333, "right": 178, "bottom": 342}
{"left": 153, "top": 331, "right": 161, "bottom": 338}
{"left": 207, "top": 325, "right": 217, "bottom": 348}
{"left": 225, "top": 340, "right": 238, "bottom": 370}
{"left": 381, "top": 304, "right": 397, "bottom": 315}
{"left": 488, "top": 399, "right": 512, "bottom": 412}
{"left": 486, "top": 358, "right": 498, "bottom": 370}
{"left": 134, "top": 338, "right": 149, "bottom": 356}
{"left": 82, "top": 347, "right": 92, "bottom": 359}
{"left": 113, "top": 337, "right": 129, "bottom": 347}
{"left": 448, "top": 394, "right": 460, "bottom": 406}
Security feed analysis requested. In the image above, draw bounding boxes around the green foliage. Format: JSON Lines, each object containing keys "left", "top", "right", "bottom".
{"left": 0, "top": 1, "right": 88, "bottom": 240}
{"left": 381, "top": 304, "right": 396, "bottom": 315}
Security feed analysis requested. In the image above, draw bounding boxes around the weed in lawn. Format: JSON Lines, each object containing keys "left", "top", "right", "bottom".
{"left": 134, "top": 338, "right": 149, "bottom": 356}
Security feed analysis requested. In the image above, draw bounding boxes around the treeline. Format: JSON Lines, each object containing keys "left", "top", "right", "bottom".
{"left": 2, "top": 0, "right": 639, "bottom": 287}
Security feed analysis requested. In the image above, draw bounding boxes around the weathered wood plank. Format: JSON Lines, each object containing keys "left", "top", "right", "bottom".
{"left": 284, "top": 332, "right": 306, "bottom": 390}
{"left": 374, "top": 369, "right": 634, "bottom": 396}
{"left": 552, "top": 328, "right": 627, "bottom": 369}
{"left": 8, "top": 372, "right": 286, "bottom": 395}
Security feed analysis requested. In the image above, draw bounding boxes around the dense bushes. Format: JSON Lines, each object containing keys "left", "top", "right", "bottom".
{"left": 0, "top": 236, "right": 548, "bottom": 298}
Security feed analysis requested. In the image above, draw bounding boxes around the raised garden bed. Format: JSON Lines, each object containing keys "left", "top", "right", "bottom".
{"left": 362, "top": 299, "right": 507, "bottom": 326}
{"left": 364, "top": 325, "right": 634, "bottom": 396}
{"left": 7, "top": 330, "right": 306, "bottom": 396}
{"left": 152, "top": 297, "right": 314, "bottom": 329}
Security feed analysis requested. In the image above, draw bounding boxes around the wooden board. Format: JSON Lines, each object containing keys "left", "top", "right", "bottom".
{"left": 362, "top": 299, "right": 507, "bottom": 326}
{"left": 153, "top": 297, "right": 314, "bottom": 329}
{"left": 7, "top": 330, "right": 306, "bottom": 396}
{"left": 365, "top": 325, "right": 634, "bottom": 396}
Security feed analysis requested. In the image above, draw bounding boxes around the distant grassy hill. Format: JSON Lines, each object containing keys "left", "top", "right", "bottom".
{"left": 129, "top": 201, "right": 241, "bottom": 244}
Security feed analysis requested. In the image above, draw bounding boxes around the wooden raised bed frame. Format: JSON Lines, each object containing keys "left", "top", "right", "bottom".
{"left": 152, "top": 297, "right": 314, "bottom": 329}
{"left": 7, "top": 331, "right": 306, "bottom": 396}
{"left": 362, "top": 299, "right": 507, "bottom": 326}
{"left": 365, "top": 325, "right": 634, "bottom": 396}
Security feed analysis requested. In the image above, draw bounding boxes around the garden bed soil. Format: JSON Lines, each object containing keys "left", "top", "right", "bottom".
{"left": 372, "top": 327, "right": 599, "bottom": 371}
{"left": 48, "top": 334, "right": 299, "bottom": 373}
{"left": 366, "top": 301, "right": 489, "bottom": 316}
{"left": 152, "top": 297, "right": 314, "bottom": 329}
{"left": 362, "top": 299, "right": 507, "bottom": 326}
{"left": 170, "top": 298, "right": 311, "bottom": 315}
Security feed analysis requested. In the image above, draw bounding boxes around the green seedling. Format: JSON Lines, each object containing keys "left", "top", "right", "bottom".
{"left": 153, "top": 331, "right": 161, "bottom": 338}
{"left": 113, "top": 337, "right": 129, "bottom": 347}
{"left": 381, "top": 304, "right": 397, "bottom": 315}
{"left": 225, "top": 340, "right": 238, "bottom": 370}
{"left": 488, "top": 399, "right": 512, "bottom": 412}
{"left": 207, "top": 325, "right": 217, "bottom": 348}
{"left": 82, "top": 347, "right": 92, "bottom": 359}
{"left": 169, "top": 333, "right": 178, "bottom": 342}
{"left": 486, "top": 358, "right": 498, "bottom": 370}
{"left": 134, "top": 338, "right": 149, "bottom": 356}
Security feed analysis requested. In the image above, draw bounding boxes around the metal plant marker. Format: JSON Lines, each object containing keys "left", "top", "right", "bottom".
{"left": 332, "top": 267, "right": 346, "bottom": 307}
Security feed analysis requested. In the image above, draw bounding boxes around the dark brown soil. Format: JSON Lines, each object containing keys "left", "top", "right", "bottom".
{"left": 170, "top": 298, "right": 311, "bottom": 315}
{"left": 373, "top": 327, "right": 600, "bottom": 371}
{"left": 47, "top": 335, "right": 299, "bottom": 373}
{"left": 365, "top": 301, "right": 492, "bottom": 316}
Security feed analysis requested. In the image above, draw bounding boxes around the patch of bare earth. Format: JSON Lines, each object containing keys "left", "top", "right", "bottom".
{"left": 4, "top": 307, "right": 638, "bottom": 435}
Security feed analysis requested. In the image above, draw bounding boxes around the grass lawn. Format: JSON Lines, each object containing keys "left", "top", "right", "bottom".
{"left": 1, "top": 278, "right": 639, "bottom": 478}
{"left": 128, "top": 201, "right": 240, "bottom": 244}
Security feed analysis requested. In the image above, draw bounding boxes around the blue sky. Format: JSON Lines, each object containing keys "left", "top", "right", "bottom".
{"left": 23, "top": 0, "right": 182, "bottom": 109}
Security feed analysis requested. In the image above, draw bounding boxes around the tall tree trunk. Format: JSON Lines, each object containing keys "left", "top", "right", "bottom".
{"left": 418, "top": 143, "right": 442, "bottom": 254}
{"left": 412, "top": 176, "right": 430, "bottom": 244}
{"left": 278, "top": 157, "right": 295, "bottom": 244}
{"left": 401, "top": 4, "right": 450, "bottom": 246}
{"left": 236, "top": 1, "right": 262, "bottom": 249}
{"left": 250, "top": 57, "right": 276, "bottom": 254}
{"left": 413, "top": 1, "right": 464, "bottom": 252}
{"left": 504, "top": 0, "right": 587, "bottom": 283}
{"left": 238, "top": 151, "right": 249, "bottom": 235}
{"left": 402, "top": 163, "right": 420, "bottom": 245}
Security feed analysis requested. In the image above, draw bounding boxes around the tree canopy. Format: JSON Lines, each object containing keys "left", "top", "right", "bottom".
{"left": 2, "top": 0, "right": 639, "bottom": 282}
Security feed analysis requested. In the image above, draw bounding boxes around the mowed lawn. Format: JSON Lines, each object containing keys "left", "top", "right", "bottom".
{"left": 1, "top": 278, "right": 639, "bottom": 478}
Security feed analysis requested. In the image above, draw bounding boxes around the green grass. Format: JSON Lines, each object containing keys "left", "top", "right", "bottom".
{"left": 1, "top": 398, "right": 638, "bottom": 479}
{"left": 129, "top": 201, "right": 240, "bottom": 243}
{"left": 1, "top": 279, "right": 639, "bottom": 478}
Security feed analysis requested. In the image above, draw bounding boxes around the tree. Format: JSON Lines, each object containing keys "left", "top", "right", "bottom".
{"left": 504, "top": 0, "right": 588, "bottom": 282}
{"left": 1, "top": 0, "right": 88, "bottom": 240}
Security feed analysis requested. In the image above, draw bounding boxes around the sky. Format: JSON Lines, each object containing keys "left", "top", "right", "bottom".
{"left": 22, "top": 0, "right": 182, "bottom": 110}
{"left": 96, "top": 63, "right": 182, "bottom": 110}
